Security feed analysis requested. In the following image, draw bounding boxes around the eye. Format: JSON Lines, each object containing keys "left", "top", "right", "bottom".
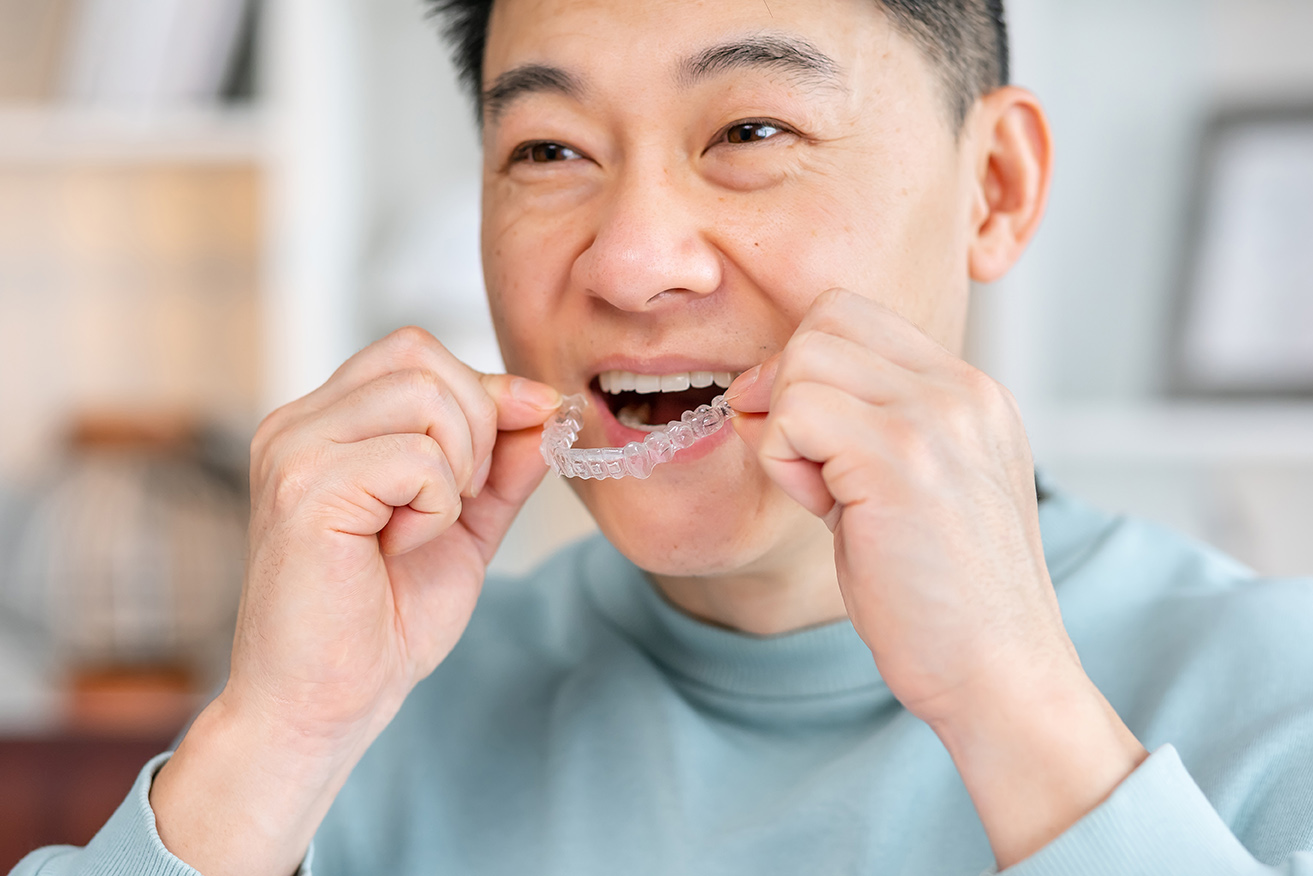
{"left": 512, "top": 141, "right": 583, "bottom": 163}
{"left": 722, "top": 120, "right": 786, "bottom": 145}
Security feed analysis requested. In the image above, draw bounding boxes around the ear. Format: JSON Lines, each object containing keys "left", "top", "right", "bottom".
{"left": 965, "top": 86, "right": 1053, "bottom": 283}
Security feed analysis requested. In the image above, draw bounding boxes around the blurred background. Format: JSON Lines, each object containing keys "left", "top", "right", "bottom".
{"left": 0, "top": 0, "right": 1310, "bottom": 866}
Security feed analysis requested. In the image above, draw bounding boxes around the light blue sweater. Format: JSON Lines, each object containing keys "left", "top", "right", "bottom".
{"left": 13, "top": 486, "right": 1313, "bottom": 875}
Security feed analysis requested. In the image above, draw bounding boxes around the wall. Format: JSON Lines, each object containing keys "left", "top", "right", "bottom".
{"left": 985, "top": 0, "right": 1313, "bottom": 404}
{"left": 985, "top": 0, "right": 1313, "bottom": 575}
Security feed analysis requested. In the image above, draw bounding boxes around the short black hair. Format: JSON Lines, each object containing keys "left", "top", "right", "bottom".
{"left": 879, "top": 0, "right": 1009, "bottom": 125}
{"left": 427, "top": 0, "right": 1008, "bottom": 129}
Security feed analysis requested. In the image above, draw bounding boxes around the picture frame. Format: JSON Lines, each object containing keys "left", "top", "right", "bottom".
{"left": 1170, "top": 103, "right": 1313, "bottom": 397}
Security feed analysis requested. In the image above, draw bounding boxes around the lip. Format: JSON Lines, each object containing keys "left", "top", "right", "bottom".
{"left": 584, "top": 356, "right": 754, "bottom": 381}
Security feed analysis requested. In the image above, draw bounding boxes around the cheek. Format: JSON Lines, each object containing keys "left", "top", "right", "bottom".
{"left": 717, "top": 152, "right": 967, "bottom": 342}
{"left": 482, "top": 196, "right": 583, "bottom": 379}
{"left": 712, "top": 181, "right": 885, "bottom": 326}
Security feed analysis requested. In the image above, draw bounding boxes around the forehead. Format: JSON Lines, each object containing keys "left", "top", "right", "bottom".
{"left": 482, "top": 0, "right": 899, "bottom": 98}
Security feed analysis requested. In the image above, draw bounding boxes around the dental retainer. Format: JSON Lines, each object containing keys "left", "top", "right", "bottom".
{"left": 540, "top": 393, "right": 736, "bottom": 480}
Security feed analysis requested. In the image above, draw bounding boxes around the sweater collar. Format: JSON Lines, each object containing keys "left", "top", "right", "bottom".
{"left": 579, "top": 476, "right": 1110, "bottom": 701}
{"left": 581, "top": 538, "right": 888, "bottom": 700}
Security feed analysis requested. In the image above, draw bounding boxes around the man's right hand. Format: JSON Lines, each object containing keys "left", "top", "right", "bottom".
{"left": 149, "top": 327, "right": 562, "bottom": 876}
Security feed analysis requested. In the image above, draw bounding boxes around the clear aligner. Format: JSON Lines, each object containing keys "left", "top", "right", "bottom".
{"left": 540, "top": 393, "right": 737, "bottom": 480}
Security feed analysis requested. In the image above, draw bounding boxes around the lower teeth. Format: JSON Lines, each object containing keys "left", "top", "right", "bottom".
{"left": 617, "top": 403, "right": 662, "bottom": 432}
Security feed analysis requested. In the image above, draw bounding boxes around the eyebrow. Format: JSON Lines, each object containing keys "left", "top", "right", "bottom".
{"left": 481, "top": 34, "right": 844, "bottom": 123}
{"left": 677, "top": 35, "right": 844, "bottom": 91}
{"left": 483, "top": 64, "right": 583, "bottom": 122}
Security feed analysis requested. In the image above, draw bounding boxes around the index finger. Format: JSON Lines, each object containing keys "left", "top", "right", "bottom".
{"left": 305, "top": 327, "right": 474, "bottom": 415}
{"left": 797, "top": 288, "right": 950, "bottom": 373}
{"left": 265, "top": 327, "right": 543, "bottom": 481}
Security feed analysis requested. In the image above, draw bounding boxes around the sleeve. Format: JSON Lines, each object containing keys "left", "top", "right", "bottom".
{"left": 7, "top": 753, "right": 315, "bottom": 876}
{"left": 1000, "top": 745, "right": 1313, "bottom": 876}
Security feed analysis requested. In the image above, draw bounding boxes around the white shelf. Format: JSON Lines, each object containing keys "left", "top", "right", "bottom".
{"left": 1026, "top": 400, "right": 1313, "bottom": 464}
{"left": 0, "top": 105, "right": 267, "bottom": 165}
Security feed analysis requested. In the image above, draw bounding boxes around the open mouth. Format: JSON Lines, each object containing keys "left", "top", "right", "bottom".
{"left": 591, "top": 369, "right": 741, "bottom": 432}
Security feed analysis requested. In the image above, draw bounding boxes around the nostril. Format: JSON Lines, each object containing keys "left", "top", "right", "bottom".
{"left": 644, "top": 289, "right": 689, "bottom": 306}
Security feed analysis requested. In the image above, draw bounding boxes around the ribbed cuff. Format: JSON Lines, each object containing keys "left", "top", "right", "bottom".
{"left": 1001, "top": 745, "right": 1265, "bottom": 876}
{"left": 13, "top": 752, "right": 313, "bottom": 876}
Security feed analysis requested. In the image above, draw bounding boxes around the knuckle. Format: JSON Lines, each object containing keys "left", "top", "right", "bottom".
{"left": 879, "top": 414, "right": 941, "bottom": 482}
{"left": 251, "top": 422, "right": 295, "bottom": 487}
{"left": 825, "top": 451, "right": 880, "bottom": 502}
{"left": 387, "top": 324, "right": 438, "bottom": 352}
{"left": 397, "top": 369, "right": 464, "bottom": 426}
{"left": 790, "top": 328, "right": 829, "bottom": 359}
{"left": 984, "top": 377, "right": 1022, "bottom": 423}
{"left": 265, "top": 424, "right": 300, "bottom": 465}
{"left": 252, "top": 410, "right": 278, "bottom": 445}
{"left": 771, "top": 381, "right": 802, "bottom": 413}
{"left": 805, "top": 306, "right": 846, "bottom": 337}
{"left": 249, "top": 425, "right": 272, "bottom": 471}
{"left": 383, "top": 325, "right": 440, "bottom": 368}
{"left": 932, "top": 387, "right": 977, "bottom": 440}
{"left": 882, "top": 415, "right": 921, "bottom": 458}
{"left": 770, "top": 384, "right": 811, "bottom": 432}
{"left": 416, "top": 441, "right": 462, "bottom": 510}
{"left": 398, "top": 366, "right": 446, "bottom": 400}
{"left": 959, "top": 364, "right": 999, "bottom": 400}
{"left": 405, "top": 434, "right": 460, "bottom": 488}
{"left": 251, "top": 405, "right": 292, "bottom": 459}
{"left": 437, "top": 475, "right": 463, "bottom": 509}
{"left": 436, "top": 494, "right": 463, "bottom": 523}
{"left": 402, "top": 430, "right": 442, "bottom": 459}
{"left": 814, "top": 287, "right": 851, "bottom": 310}
{"left": 782, "top": 331, "right": 838, "bottom": 382}
{"left": 945, "top": 367, "right": 1014, "bottom": 433}
{"left": 811, "top": 288, "right": 866, "bottom": 327}
{"left": 265, "top": 443, "right": 327, "bottom": 515}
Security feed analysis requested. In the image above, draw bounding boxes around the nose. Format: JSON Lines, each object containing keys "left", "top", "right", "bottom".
{"left": 570, "top": 166, "right": 722, "bottom": 312}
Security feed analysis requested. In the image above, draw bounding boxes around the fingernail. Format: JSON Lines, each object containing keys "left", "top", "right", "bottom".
{"left": 512, "top": 378, "right": 562, "bottom": 411}
{"left": 471, "top": 453, "right": 493, "bottom": 497}
{"left": 724, "top": 365, "right": 760, "bottom": 401}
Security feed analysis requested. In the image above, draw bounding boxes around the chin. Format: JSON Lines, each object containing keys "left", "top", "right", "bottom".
{"left": 570, "top": 449, "right": 809, "bottom": 579}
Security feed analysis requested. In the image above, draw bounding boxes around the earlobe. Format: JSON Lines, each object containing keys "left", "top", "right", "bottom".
{"left": 967, "top": 87, "right": 1053, "bottom": 284}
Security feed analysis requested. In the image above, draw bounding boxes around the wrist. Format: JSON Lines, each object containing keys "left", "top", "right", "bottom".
{"left": 930, "top": 664, "right": 1147, "bottom": 870}
{"left": 150, "top": 690, "right": 373, "bottom": 876}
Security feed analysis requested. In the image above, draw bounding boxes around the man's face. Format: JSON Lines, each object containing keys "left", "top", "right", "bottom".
{"left": 480, "top": 0, "right": 981, "bottom": 577}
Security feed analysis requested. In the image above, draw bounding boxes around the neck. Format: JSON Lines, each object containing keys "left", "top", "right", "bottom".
{"left": 649, "top": 518, "right": 845, "bottom": 636}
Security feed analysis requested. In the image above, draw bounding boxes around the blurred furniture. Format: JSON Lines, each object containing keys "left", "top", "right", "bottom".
{"left": 3, "top": 414, "right": 247, "bottom": 680}
{"left": 0, "top": 418, "right": 236, "bottom": 871}
{"left": 0, "top": 0, "right": 368, "bottom": 480}
{"left": 0, "top": 123, "right": 264, "bottom": 484}
{"left": 0, "top": 724, "right": 182, "bottom": 872}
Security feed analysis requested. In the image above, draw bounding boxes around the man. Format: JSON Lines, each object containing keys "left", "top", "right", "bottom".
{"left": 14, "top": 1, "right": 1313, "bottom": 874}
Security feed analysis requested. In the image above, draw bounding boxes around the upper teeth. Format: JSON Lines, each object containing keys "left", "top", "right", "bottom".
{"left": 599, "top": 370, "right": 739, "bottom": 394}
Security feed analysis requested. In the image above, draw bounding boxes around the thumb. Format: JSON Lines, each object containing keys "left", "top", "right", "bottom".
{"left": 454, "top": 424, "right": 551, "bottom": 565}
{"left": 725, "top": 356, "right": 777, "bottom": 457}
{"left": 723, "top": 355, "right": 779, "bottom": 414}
{"left": 479, "top": 373, "right": 563, "bottom": 431}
